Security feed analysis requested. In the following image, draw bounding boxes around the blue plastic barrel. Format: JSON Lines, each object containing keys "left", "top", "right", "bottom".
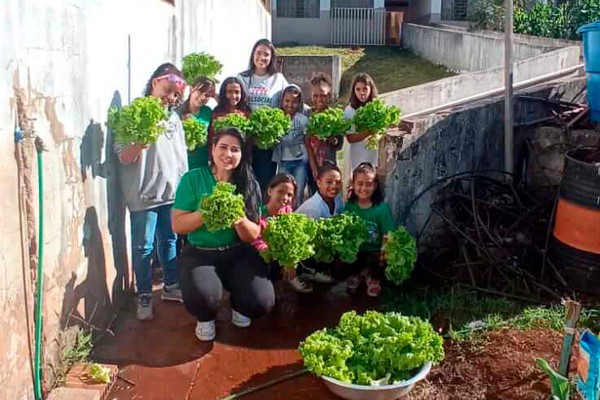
{"left": 577, "top": 20, "right": 600, "bottom": 122}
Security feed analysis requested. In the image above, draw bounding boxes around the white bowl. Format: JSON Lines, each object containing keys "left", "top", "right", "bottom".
{"left": 321, "top": 362, "right": 432, "bottom": 400}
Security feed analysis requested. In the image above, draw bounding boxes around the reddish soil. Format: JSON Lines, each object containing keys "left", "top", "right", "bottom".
{"left": 408, "top": 329, "right": 567, "bottom": 400}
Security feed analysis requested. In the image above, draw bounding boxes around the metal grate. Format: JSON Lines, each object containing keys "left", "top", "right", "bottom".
{"left": 331, "top": 8, "right": 386, "bottom": 46}
{"left": 331, "top": 0, "right": 374, "bottom": 8}
{"left": 276, "top": 0, "right": 320, "bottom": 18}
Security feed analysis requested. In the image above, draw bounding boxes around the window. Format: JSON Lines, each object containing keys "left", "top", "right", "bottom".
{"left": 331, "top": 0, "right": 374, "bottom": 7}
{"left": 277, "top": 0, "right": 320, "bottom": 18}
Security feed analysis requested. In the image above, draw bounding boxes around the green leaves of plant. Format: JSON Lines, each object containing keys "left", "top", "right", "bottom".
{"left": 261, "top": 213, "right": 317, "bottom": 269}
{"left": 384, "top": 227, "right": 417, "bottom": 285}
{"left": 536, "top": 358, "right": 570, "bottom": 400}
{"left": 299, "top": 311, "right": 445, "bottom": 385}
{"left": 306, "top": 107, "right": 351, "bottom": 140}
{"left": 248, "top": 107, "right": 292, "bottom": 150}
{"left": 108, "top": 97, "right": 168, "bottom": 145}
{"left": 199, "top": 182, "right": 245, "bottom": 232}
{"left": 313, "top": 213, "right": 369, "bottom": 264}
{"left": 212, "top": 113, "right": 252, "bottom": 135}
{"left": 182, "top": 118, "right": 208, "bottom": 151}
{"left": 353, "top": 99, "right": 401, "bottom": 150}
{"left": 182, "top": 52, "right": 223, "bottom": 83}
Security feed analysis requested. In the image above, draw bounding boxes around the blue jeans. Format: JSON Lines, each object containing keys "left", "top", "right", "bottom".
{"left": 130, "top": 204, "right": 178, "bottom": 295}
{"left": 278, "top": 159, "right": 308, "bottom": 204}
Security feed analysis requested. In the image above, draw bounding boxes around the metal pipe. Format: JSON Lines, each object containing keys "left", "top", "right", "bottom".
{"left": 403, "top": 64, "right": 584, "bottom": 120}
{"left": 504, "top": 0, "right": 515, "bottom": 175}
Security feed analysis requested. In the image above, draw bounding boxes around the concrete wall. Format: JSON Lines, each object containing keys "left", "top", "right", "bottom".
{"left": 381, "top": 46, "right": 581, "bottom": 115}
{"left": 273, "top": 11, "right": 331, "bottom": 45}
{"left": 1, "top": 1, "right": 270, "bottom": 399}
{"left": 402, "top": 23, "right": 559, "bottom": 72}
{"left": 379, "top": 78, "right": 587, "bottom": 241}
{"left": 279, "top": 55, "right": 343, "bottom": 98}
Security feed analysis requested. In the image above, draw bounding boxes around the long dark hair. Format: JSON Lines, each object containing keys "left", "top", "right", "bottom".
{"left": 212, "top": 127, "right": 261, "bottom": 222}
{"left": 347, "top": 162, "right": 384, "bottom": 205}
{"left": 213, "top": 77, "right": 251, "bottom": 114}
{"left": 180, "top": 76, "right": 215, "bottom": 115}
{"left": 143, "top": 63, "right": 183, "bottom": 96}
{"left": 349, "top": 73, "right": 379, "bottom": 110}
{"left": 240, "top": 38, "right": 279, "bottom": 77}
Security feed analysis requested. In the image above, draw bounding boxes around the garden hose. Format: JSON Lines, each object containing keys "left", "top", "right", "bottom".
{"left": 218, "top": 368, "right": 308, "bottom": 400}
{"left": 33, "top": 137, "right": 46, "bottom": 400}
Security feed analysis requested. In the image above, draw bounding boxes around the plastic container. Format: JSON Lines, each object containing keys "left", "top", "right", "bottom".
{"left": 321, "top": 362, "right": 432, "bottom": 400}
{"left": 577, "top": 20, "right": 600, "bottom": 122}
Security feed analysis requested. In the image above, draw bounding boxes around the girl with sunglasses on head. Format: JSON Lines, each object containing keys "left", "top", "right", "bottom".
{"left": 343, "top": 162, "right": 394, "bottom": 297}
{"left": 179, "top": 76, "right": 216, "bottom": 170}
{"left": 237, "top": 38, "right": 289, "bottom": 192}
{"left": 116, "top": 63, "right": 188, "bottom": 321}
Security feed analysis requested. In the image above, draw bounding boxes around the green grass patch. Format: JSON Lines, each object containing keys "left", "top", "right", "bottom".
{"left": 382, "top": 284, "right": 600, "bottom": 341}
{"left": 277, "top": 46, "right": 454, "bottom": 103}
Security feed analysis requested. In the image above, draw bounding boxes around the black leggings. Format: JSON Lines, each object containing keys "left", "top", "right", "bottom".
{"left": 178, "top": 244, "right": 275, "bottom": 322}
{"left": 344, "top": 251, "right": 385, "bottom": 280}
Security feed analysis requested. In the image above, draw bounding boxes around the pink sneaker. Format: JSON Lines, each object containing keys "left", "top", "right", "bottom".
{"left": 366, "top": 278, "right": 381, "bottom": 297}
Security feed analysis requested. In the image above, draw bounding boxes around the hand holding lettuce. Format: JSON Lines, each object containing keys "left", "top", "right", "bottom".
{"left": 108, "top": 97, "right": 168, "bottom": 146}
{"left": 353, "top": 99, "right": 401, "bottom": 150}
{"left": 199, "top": 182, "right": 245, "bottom": 232}
{"left": 306, "top": 107, "right": 351, "bottom": 140}
{"left": 261, "top": 213, "right": 317, "bottom": 269}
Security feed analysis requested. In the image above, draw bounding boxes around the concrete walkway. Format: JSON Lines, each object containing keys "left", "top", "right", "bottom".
{"left": 94, "top": 282, "right": 378, "bottom": 399}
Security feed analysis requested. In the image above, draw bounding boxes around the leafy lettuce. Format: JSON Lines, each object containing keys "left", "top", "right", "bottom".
{"left": 306, "top": 107, "right": 351, "bottom": 140}
{"left": 299, "top": 311, "right": 444, "bottom": 385}
{"left": 108, "top": 96, "right": 168, "bottom": 145}
{"left": 199, "top": 182, "right": 245, "bottom": 232}
{"left": 182, "top": 118, "right": 208, "bottom": 150}
{"left": 352, "top": 99, "right": 401, "bottom": 150}
{"left": 384, "top": 227, "right": 417, "bottom": 285}
{"left": 248, "top": 107, "right": 291, "bottom": 150}
{"left": 313, "top": 213, "right": 369, "bottom": 264}
{"left": 261, "top": 213, "right": 317, "bottom": 269}
{"left": 182, "top": 52, "right": 223, "bottom": 83}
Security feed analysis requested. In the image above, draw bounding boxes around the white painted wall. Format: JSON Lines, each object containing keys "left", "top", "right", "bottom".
{"left": 1, "top": 1, "right": 270, "bottom": 399}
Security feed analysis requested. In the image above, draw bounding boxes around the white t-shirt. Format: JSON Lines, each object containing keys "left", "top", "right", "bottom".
{"left": 296, "top": 192, "right": 344, "bottom": 219}
{"left": 343, "top": 105, "right": 379, "bottom": 180}
{"left": 236, "top": 72, "right": 289, "bottom": 111}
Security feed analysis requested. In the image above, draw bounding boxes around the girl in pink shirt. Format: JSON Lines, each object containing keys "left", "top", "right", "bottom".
{"left": 253, "top": 173, "right": 313, "bottom": 293}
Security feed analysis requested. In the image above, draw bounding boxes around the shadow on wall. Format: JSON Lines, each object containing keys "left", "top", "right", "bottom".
{"left": 59, "top": 207, "right": 110, "bottom": 340}
{"left": 102, "top": 91, "right": 131, "bottom": 303}
{"left": 59, "top": 91, "right": 131, "bottom": 339}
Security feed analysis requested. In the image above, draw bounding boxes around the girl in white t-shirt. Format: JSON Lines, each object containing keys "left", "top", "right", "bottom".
{"left": 342, "top": 73, "right": 380, "bottom": 188}
{"left": 237, "top": 39, "right": 289, "bottom": 192}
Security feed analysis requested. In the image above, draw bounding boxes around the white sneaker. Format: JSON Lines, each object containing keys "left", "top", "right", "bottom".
{"left": 231, "top": 309, "right": 251, "bottom": 328}
{"left": 289, "top": 276, "right": 314, "bottom": 293}
{"left": 136, "top": 294, "right": 154, "bottom": 321}
{"left": 303, "top": 270, "right": 335, "bottom": 284}
{"left": 195, "top": 320, "right": 216, "bottom": 341}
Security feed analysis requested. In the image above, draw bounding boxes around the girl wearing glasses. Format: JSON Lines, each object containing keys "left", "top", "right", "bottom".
{"left": 343, "top": 162, "right": 394, "bottom": 297}
{"left": 116, "top": 63, "right": 188, "bottom": 321}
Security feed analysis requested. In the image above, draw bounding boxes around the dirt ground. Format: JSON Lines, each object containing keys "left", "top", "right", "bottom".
{"left": 408, "top": 329, "right": 568, "bottom": 400}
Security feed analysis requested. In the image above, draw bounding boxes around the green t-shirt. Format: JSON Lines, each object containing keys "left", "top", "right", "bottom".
{"left": 173, "top": 166, "right": 238, "bottom": 247}
{"left": 187, "top": 106, "right": 212, "bottom": 171}
{"left": 344, "top": 201, "right": 395, "bottom": 252}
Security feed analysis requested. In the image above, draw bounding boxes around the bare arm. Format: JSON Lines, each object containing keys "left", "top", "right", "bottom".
{"left": 234, "top": 217, "right": 261, "bottom": 243}
{"left": 118, "top": 144, "right": 148, "bottom": 165}
{"left": 346, "top": 131, "right": 371, "bottom": 144}
{"left": 172, "top": 208, "right": 204, "bottom": 234}
{"left": 305, "top": 137, "right": 319, "bottom": 180}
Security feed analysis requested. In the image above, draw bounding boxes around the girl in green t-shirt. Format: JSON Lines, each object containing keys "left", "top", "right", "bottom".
{"left": 344, "top": 162, "right": 395, "bottom": 297}
{"left": 172, "top": 127, "right": 274, "bottom": 342}
{"left": 179, "top": 76, "right": 216, "bottom": 170}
